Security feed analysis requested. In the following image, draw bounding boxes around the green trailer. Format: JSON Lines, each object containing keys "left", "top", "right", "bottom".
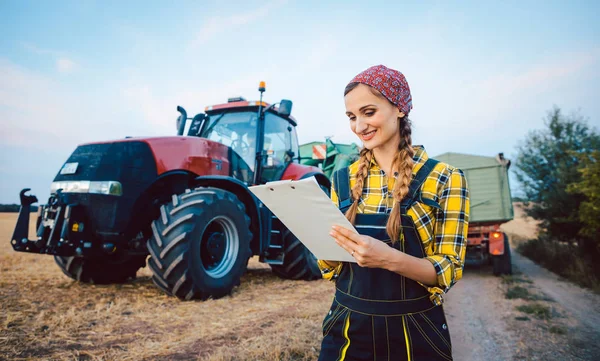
{"left": 299, "top": 139, "right": 360, "bottom": 179}
{"left": 434, "top": 152, "right": 514, "bottom": 275}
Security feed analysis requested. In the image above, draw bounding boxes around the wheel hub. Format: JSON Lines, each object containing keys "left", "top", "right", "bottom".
{"left": 205, "top": 232, "right": 226, "bottom": 262}
{"left": 199, "top": 216, "right": 240, "bottom": 278}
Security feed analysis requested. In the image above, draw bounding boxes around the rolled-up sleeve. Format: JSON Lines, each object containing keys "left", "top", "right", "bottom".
{"left": 425, "top": 168, "right": 469, "bottom": 303}
{"left": 317, "top": 182, "right": 343, "bottom": 281}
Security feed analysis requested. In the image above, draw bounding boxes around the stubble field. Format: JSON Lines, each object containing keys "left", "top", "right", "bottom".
{"left": 0, "top": 213, "right": 334, "bottom": 360}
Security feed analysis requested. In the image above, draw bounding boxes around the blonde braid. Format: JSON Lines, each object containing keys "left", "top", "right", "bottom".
{"left": 345, "top": 148, "right": 372, "bottom": 225}
{"left": 387, "top": 116, "right": 414, "bottom": 243}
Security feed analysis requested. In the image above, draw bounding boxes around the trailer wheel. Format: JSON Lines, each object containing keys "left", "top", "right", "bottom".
{"left": 54, "top": 254, "right": 147, "bottom": 284}
{"left": 492, "top": 234, "right": 512, "bottom": 276}
{"left": 270, "top": 229, "right": 322, "bottom": 280}
{"left": 147, "top": 187, "right": 252, "bottom": 301}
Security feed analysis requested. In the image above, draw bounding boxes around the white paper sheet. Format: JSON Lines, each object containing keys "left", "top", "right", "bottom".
{"left": 249, "top": 177, "right": 357, "bottom": 263}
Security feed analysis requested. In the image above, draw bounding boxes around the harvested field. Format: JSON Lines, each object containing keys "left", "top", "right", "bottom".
{"left": 0, "top": 213, "right": 333, "bottom": 360}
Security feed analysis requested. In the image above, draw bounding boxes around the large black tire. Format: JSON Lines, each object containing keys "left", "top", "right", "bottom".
{"left": 492, "top": 234, "right": 512, "bottom": 276}
{"left": 147, "top": 187, "right": 252, "bottom": 301}
{"left": 54, "top": 254, "right": 147, "bottom": 284}
{"left": 270, "top": 229, "right": 322, "bottom": 280}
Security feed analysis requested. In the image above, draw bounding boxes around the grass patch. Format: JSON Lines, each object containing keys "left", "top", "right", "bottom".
{"left": 516, "top": 303, "right": 552, "bottom": 320}
{"left": 548, "top": 325, "right": 567, "bottom": 335}
{"left": 506, "top": 286, "right": 536, "bottom": 300}
{"left": 505, "top": 285, "right": 554, "bottom": 302}
{"left": 501, "top": 275, "right": 533, "bottom": 285}
{"left": 515, "top": 316, "right": 530, "bottom": 321}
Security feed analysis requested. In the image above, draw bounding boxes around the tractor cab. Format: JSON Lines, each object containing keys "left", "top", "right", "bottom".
{"left": 178, "top": 82, "right": 299, "bottom": 185}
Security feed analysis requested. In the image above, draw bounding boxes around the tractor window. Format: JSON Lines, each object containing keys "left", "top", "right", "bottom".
{"left": 201, "top": 112, "right": 258, "bottom": 169}
{"left": 260, "top": 113, "right": 298, "bottom": 182}
{"left": 264, "top": 113, "right": 294, "bottom": 163}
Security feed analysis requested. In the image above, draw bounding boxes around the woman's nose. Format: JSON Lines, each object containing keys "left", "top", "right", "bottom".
{"left": 354, "top": 116, "right": 368, "bottom": 133}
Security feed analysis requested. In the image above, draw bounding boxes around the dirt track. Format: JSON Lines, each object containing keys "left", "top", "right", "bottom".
{"left": 445, "top": 254, "right": 600, "bottom": 361}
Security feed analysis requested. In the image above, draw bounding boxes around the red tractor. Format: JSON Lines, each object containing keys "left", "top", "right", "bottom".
{"left": 11, "top": 82, "right": 330, "bottom": 300}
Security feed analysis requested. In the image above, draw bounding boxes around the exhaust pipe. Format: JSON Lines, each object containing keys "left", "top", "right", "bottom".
{"left": 177, "top": 106, "right": 187, "bottom": 136}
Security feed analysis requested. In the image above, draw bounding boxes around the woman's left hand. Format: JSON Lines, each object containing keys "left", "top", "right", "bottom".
{"left": 329, "top": 225, "right": 394, "bottom": 268}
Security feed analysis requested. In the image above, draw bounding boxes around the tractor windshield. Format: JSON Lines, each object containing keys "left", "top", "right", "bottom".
{"left": 201, "top": 111, "right": 259, "bottom": 168}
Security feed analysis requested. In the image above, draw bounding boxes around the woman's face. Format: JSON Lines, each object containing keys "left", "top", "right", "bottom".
{"left": 345, "top": 84, "right": 402, "bottom": 151}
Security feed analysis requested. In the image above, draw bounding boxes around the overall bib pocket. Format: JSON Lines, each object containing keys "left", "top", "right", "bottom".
{"left": 322, "top": 299, "right": 348, "bottom": 338}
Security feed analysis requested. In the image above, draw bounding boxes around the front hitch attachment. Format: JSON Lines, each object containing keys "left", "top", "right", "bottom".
{"left": 11, "top": 188, "right": 83, "bottom": 255}
{"left": 10, "top": 189, "right": 38, "bottom": 251}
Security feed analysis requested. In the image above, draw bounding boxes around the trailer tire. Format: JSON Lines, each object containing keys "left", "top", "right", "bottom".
{"left": 147, "top": 187, "right": 252, "bottom": 301}
{"left": 270, "top": 229, "right": 322, "bottom": 280}
{"left": 492, "top": 234, "right": 512, "bottom": 276}
{"left": 54, "top": 254, "right": 147, "bottom": 284}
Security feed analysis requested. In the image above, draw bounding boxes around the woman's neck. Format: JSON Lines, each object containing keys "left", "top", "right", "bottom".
{"left": 372, "top": 140, "right": 400, "bottom": 176}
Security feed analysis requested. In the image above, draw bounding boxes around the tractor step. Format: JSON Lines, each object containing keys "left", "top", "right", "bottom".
{"left": 262, "top": 215, "right": 285, "bottom": 265}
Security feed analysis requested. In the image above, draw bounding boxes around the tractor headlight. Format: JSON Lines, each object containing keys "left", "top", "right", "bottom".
{"left": 50, "top": 181, "right": 123, "bottom": 196}
{"left": 89, "top": 181, "right": 122, "bottom": 196}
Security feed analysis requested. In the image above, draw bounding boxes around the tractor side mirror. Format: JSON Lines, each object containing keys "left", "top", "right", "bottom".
{"left": 187, "top": 113, "right": 207, "bottom": 136}
{"left": 278, "top": 99, "right": 293, "bottom": 117}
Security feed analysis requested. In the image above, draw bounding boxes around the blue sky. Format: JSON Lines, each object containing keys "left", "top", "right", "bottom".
{"left": 1, "top": 0, "right": 599, "bottom": 203}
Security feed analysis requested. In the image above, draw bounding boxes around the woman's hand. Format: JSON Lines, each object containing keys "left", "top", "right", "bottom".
{"left": 329, "top": 225, "right": 396, "bottom": 269}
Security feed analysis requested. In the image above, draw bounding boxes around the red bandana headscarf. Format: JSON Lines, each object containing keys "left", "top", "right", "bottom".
{"left": 348, "top": 64, "right": 413, "bottom": 116}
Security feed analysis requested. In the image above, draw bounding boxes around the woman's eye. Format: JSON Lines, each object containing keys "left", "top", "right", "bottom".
{"left": 365, "top": 111, "right": 374, "bottom": 117}
{"left": 348, "top": 116, "right": 356, "bottom": 121}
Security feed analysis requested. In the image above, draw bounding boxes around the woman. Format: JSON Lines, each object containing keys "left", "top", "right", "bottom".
{"left": 318, "top": 65, "right": 469, "bottom": 361}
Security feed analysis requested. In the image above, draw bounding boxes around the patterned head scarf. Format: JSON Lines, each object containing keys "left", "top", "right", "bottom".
{"left": 348, "top": 64, "right": 413, "bottom": 116}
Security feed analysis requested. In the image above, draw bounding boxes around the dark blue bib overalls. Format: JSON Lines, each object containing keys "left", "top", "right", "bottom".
{"left": 319, "top": 159, "right": 453, "bottom": 361}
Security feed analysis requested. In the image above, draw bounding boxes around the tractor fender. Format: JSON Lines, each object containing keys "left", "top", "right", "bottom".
{"left": 300, "top": 172, "right": 331, "bottom": 193}
{"left": 193, "top": 176, "right": 264, "bottom": 256}
{"left": 127, "top": 170, "right": 198, "bottom": 241}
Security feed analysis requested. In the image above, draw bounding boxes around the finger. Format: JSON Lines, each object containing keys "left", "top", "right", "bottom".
{"left": 330, "top": 228, "right": 359, "bottom": 247}
{"left": 334, "top": 232, "right": 353, "bottom": 253}
{"left": 331, "top": 226, "right": 363, "bottom": 245}
{"left": 330, "top": 230, "right": 354, "bottom": 253}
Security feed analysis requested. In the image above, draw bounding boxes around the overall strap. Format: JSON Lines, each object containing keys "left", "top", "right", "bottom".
{"left": 333, "top": 167, "right": 353, "bottom": 213}
{"left": 401, "top": 158, "right": 440, "bottom": 209}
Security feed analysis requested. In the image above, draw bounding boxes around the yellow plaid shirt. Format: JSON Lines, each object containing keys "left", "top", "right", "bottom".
{"left": 317, "top": 145, "right": 470, "bottom": 305}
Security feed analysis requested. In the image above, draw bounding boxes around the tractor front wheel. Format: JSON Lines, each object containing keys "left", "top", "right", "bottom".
{"left": 54, "top": 254, "right": 147, "bottom": 284}
{"left": 147, "top": 187, "right": 252, "bottom": 300}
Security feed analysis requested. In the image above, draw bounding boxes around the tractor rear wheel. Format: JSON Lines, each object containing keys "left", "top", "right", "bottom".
{"left": 54, "top": 254, "right": 147, "bottom": 284}
{"left": 270, "top": 229, "right": 321, "bottom": 280}
{"left": 492, "top": 234, "right": 512, "bottom": 276}
{"left": 147, "top": 187, "right": 252, "bottom": 301}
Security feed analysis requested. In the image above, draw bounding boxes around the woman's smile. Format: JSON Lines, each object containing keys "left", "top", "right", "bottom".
{"left": 361, "top": 129, "right": 377, "bottom": 141}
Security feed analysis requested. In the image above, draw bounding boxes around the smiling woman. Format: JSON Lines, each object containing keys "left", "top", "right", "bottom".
{"left": 317, "top": 65, "right": 470, "bottom": 361}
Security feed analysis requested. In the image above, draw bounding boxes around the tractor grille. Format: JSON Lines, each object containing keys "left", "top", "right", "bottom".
{"left": 53, "top": 141, "right": 157, "bottom": 240}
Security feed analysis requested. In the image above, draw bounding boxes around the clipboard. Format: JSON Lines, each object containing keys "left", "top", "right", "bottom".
{"left": 249, "top": 177, "right": 357, "bottom": 263}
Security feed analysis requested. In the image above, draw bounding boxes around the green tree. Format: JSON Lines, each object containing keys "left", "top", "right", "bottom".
{"left": 567, "top": 150, "right": 600, "bottom": 252}
{"left": 514, "top": 107, "right": 600, "bottom": 245}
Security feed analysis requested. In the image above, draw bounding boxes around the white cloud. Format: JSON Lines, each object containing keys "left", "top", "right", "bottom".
{"left": 475, "top": 50, "right": 600, "bottom": 99}
{"left": 22, "top": 42, "right": 79, "bottom": 74}
{"left": 0, "top": 59, "right": 140, "bottom": 150}
{"left": 190, "top": 0, "right": 286, "bottom": 48}
{"left": 408, "top": 49, "right": 600, "bottom": 157}
{"left": 21, "top": 42, "right": 61, "bottom": 56}
{"left": 56, "top": 57, "right": 77, "bottom": 73}
{"left": 121, "top": 71, "right": 276, "bottom": 136}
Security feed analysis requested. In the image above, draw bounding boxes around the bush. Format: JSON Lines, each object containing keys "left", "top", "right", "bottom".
{"left": 518, "top": 236, "right": 600, "bottom": 292}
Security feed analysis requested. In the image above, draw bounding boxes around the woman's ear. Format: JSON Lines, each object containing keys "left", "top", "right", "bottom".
{"left": 398, "top": 111, "right": 405, "bottom": 118}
